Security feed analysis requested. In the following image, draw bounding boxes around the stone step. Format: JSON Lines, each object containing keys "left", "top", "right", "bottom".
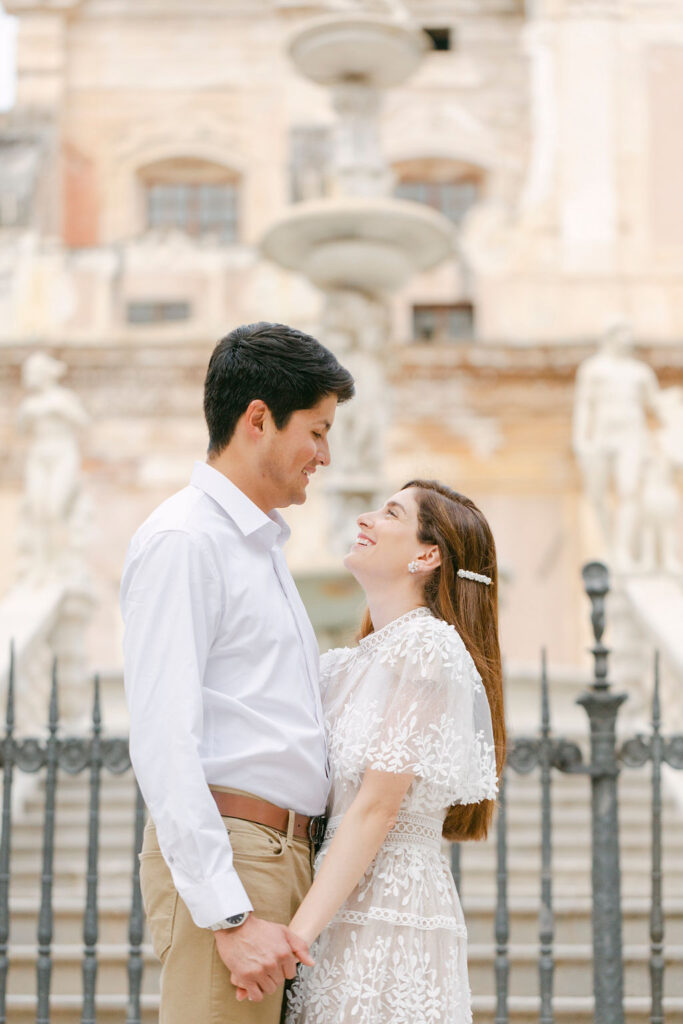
{"left": 4, "top": 867, "right": 678, "bottom": 902}
{"left": 5, "top": 943, "right": 160, "bottom": 996}
{"left": 8, "top": 898, "right": 141, "bottom": 944}
{"left": 472, "top": 994, "right": 683, "bottom": 1023}
{"left": 6, "top": 993, "right": 159, "bottom": 1023}
{"left": 8, "top": 824, "right": 681, "bottom": 859}
{"left": 9, "top": 896, "right": 683, "bottom": 948}
{"left": 460, "top": 897, "right": 683, "bottom": 945}
{"left": 466, "top": 943, "right": 683, "bottom": 998}
{"left": 503, "top": 772, "right": 654, "bottom": 794}
{"left": 23, "top": 771, "right": 135, "bottom": 795}
{"left": 22, "top": 767, "right": 657, "bottom": 800}
{"left": 14, "top": 798, "right": 679, "bottom": 830}
{"left": 5, "top": 941, "right": 682, "bottom": 1002}
{"left": 4, "top": 987, "right": 683, "bottom": 1024}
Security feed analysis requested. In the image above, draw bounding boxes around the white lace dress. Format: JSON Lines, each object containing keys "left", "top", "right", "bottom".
{"left": 285, "top": 607, "right": 498, "bottom": 1024}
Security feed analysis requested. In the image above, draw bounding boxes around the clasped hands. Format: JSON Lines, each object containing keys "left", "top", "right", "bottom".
{"left": 214, "top": 914, "right": 313, "bottom": 1003}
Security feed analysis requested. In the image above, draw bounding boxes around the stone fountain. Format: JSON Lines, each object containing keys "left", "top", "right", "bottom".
{"left": 262, "top": 11, "right": 454, "bottom": 550}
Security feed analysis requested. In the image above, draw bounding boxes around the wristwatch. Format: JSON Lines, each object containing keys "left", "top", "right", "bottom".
{"left": 208, "top": 911, "right": 250, "bottom": 932}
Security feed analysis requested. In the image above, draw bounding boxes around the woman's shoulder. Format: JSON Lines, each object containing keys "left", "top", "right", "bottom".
{"left": 320, "top": 645, "right": 357, "bottom": 678}
{"left": 363, "top": 608, "right": 476, "bottom": 680}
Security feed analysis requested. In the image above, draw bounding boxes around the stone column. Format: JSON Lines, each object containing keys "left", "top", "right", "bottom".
{"left": 556, "top": 6, "right": 619, "bottom": 273}
{"left": 519, "top": 20, "right": 559, "bottom": 227}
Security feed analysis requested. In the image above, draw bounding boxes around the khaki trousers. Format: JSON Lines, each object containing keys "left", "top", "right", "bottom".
{"left": 139, "top": 789, "right": 315, "bottom": 1024}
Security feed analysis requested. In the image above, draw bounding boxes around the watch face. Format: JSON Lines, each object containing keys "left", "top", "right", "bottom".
{"left": 226, "top": 912, "right": 248, "bottom": 926}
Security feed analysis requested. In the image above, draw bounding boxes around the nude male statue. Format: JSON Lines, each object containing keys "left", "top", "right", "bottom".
{"left": 572, "top": 320, "right": 660, "bottom": 570}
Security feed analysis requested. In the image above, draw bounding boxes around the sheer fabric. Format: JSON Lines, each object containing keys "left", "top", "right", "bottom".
{"left": 286, "top": 607, "right": 498, "bottom": 1024}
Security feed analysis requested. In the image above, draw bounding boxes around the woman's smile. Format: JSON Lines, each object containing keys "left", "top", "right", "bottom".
{"left": 352, "top": 532, "right": 375, "bottom": 548}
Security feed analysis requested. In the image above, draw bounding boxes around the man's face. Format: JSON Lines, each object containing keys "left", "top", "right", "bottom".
{"left": 260, "top": 393, "right": 338, "bottom": 508}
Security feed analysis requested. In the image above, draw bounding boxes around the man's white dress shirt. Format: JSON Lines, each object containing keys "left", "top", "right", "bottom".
{"left": 121, "top": 462, "right": 328, "bottom": 927}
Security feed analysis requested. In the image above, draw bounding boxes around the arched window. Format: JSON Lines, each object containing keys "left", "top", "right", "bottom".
{"left": 393, "top": 157, "right": 483, "bottom": 225}
{"left": 138, "top": 158, "right": 240, "bottom": 242}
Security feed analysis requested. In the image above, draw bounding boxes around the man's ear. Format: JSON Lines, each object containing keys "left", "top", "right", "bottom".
{"left": 243, "top": 399, "right": 268, "bottom": 439}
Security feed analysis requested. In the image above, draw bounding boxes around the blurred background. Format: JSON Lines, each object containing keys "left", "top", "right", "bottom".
{"left": 0, "top": 0, "right": 682, "bottom": 736}
{"left": 1, "top": 5, "right": 683, "bottom": 1020}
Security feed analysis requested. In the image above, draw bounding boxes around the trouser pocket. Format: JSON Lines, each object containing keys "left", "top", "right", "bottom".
{"left": 139, "top": 824, "right": 178, "bottom": 963}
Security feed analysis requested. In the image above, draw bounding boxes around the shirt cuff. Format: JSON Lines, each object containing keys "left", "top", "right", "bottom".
{"left": 177, "top": 869, "right": 254, "bottom": 928}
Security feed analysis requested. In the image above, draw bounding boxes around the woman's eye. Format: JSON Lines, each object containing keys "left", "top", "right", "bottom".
{"left": 312, "top": 432, "right": 322, "bottom": 440}
{"left": 386, "top": 508, "right": 397, "bottom": 517}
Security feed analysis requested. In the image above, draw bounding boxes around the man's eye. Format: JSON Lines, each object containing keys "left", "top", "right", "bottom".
{"left": 312, "top": 432, "right": 322, "bottom": 440}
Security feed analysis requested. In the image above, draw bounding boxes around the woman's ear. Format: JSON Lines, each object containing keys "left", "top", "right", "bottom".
{"left": 420, "top": 545, "right": 441, "bottom": 570}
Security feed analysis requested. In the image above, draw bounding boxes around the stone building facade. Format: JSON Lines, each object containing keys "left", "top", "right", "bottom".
{"left": 0, "top": 0, "right": 682, "bottom": 704}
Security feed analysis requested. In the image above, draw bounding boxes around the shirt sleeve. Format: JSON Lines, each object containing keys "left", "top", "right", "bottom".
{"left": 338, "top": 620, "right": 498, "bottom": 805}
{"left": 121, "top": 529, "right": 253, "bottom": 927}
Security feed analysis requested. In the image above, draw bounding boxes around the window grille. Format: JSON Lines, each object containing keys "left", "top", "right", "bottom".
{"left": 395, "top": 180, "right": 479, "bottom": 225}
{"left": 126, "top": 301, "right": 191, "bottom": 324}
{"left": 145, "top": 182, "right": 238, "bottom": 242}
{"left": 412, "top": 303, "right": 474, "bottom": 342}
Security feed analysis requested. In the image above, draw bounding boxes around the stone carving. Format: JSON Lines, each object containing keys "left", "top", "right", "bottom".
{"left": 0, "top": 133, "right": 46, "bottom": 228}
{"left": 323, "top": 289, "right": 388, "bottom": 475}
{"left": 573, "top": 321, "right": 682, "bottom": 573}
{"left": 330, "top": 83, "right": 389, "bottom": 198}
{"left": 17, "top": 352, "right": 91, "bottom": 582}
{"left": 321, "top": 289, "right": 390, "bottom": 549}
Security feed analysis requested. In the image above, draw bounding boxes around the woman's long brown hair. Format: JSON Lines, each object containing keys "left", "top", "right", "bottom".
{"left": 357, "top": 480, "right": 506, "bottom": 841}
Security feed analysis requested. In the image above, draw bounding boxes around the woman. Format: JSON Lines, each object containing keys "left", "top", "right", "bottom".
{"left": 283, "top": 479, "right": 505, "bottom": 1023}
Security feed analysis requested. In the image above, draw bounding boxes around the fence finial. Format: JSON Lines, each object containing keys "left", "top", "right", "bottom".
{"left": 581, "top": 561, "right": 610, "bottom": 689}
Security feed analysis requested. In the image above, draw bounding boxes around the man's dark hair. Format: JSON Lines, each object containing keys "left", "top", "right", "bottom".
{"left": 204, "top": 321, "right": 355, "bottom": 453}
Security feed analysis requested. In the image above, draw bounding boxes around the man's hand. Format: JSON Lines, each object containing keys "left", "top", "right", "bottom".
{"left": 213, "top": 915, "right": 314, "bottom": 1003}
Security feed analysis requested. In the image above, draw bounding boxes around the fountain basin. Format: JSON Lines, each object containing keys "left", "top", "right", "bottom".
{"left": 261, "top": 197, "right": 454, "bottom": 291}
{"left": 289, "top": 15, "right": 428, "bottom": 89}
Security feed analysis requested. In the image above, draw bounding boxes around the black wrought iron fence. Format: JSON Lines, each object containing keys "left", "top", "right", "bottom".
{"left": 0, "top": 560, "right": 681, "bottom": 1023}
{"left": 0, "top": 657, "right": 143, "bottom": 1024}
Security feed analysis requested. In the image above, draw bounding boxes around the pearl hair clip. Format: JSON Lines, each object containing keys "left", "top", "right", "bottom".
{"left": 457, "top": 569, "right": 492, "bottom": 586}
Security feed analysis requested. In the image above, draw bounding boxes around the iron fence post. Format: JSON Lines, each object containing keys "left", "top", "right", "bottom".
{"left": 576, "top": 562, "right": 626, "bottom": 1024}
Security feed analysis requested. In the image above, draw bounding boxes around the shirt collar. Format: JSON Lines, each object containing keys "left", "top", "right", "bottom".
{"left": 190, "top": 461, "right": 290, "bottom": 548}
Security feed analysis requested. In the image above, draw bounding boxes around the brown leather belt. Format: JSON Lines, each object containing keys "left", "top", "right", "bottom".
{"left": 210, "top": 790, "right": 327, "bottom": 848}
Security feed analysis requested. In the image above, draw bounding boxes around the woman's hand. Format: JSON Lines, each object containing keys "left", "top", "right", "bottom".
{"left": 233, "top": 772, "right": 412, "bottom": 1001}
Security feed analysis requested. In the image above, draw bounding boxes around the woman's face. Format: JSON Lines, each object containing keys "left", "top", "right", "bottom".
{"left": 344, "top": 487, "right": 438, "bottom": 583}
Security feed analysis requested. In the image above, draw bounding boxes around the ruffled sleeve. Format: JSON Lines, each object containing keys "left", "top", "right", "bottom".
{"left": 319, "top": 646, "right": 353, "bottom": 697}
{"left": 331, "top": 613, "right": 498, "bottom": 806}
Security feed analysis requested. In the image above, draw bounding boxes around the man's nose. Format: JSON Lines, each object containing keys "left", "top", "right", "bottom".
{"left": 318, "top": 437, "right": 331, "bottom": 467}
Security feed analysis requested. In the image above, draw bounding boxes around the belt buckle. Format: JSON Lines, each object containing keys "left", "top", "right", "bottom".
{"left": 307, "top": 814, "right": 327, "bottom": 852}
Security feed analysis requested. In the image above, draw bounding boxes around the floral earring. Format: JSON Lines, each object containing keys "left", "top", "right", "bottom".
{"left": 408, "top": 561, "right": 419, "bottom": 574}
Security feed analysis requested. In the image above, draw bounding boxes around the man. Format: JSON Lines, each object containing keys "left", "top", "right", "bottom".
{"left": 121, "top": 322, "right": 354, "bottom": 1023}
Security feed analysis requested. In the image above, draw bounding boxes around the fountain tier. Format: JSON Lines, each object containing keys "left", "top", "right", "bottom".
{"left": 289, "top": 15, "right": 428, "bottom": 89}
{"left": 262, "top": 196, "right": 453, "bottom": 291}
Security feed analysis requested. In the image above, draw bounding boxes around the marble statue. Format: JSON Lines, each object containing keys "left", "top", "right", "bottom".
{"left": 572, "top": 320, "right": 660, "bottom": 570}
{"left": 637, "top": 387, "right": 683, "bottom": 574}
{"left": 17, "top": 352, "right": 90, "bottom": 580}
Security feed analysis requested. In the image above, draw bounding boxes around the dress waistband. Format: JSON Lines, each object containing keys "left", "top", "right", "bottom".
{"left": 324, "top": 811, "right": 443, "bottom": 850}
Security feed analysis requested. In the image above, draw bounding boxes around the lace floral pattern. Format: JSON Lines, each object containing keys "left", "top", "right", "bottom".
{"left": 324, "top": 811, "right": 443, "bottom": 849}
{"left": 286, "top": 931, "right": 471, "bottom": 1024}
{"left": 287, "top": 609, "right": 496, "bottom": 1024}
